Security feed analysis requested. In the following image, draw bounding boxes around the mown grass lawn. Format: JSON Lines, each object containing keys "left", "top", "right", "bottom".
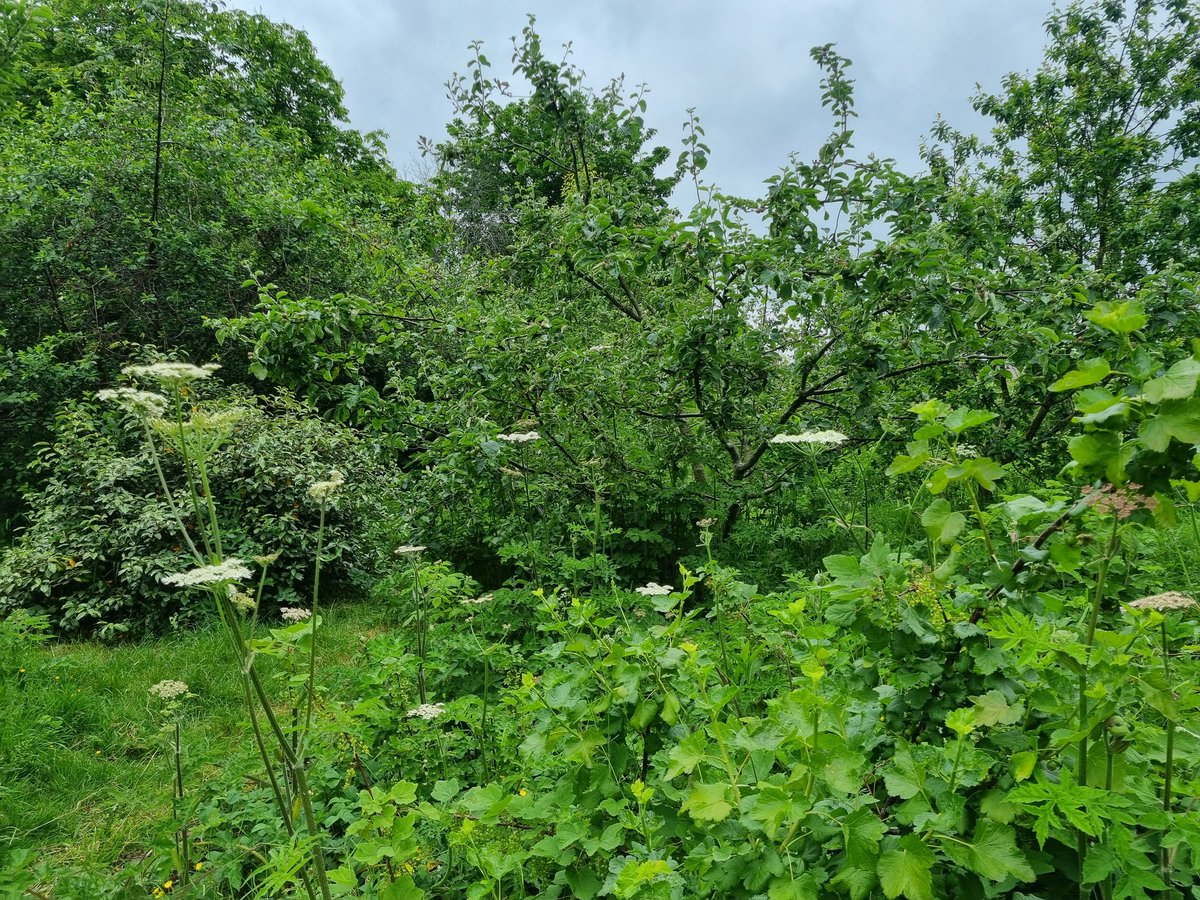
{"left": 0, "top": 601, "right": 393, "bottom": 882}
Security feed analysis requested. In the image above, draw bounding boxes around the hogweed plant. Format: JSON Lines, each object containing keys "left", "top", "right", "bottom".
{"left": 148, "top": 679, "right": 193, "bottom": 886}
{"left": 100, "top": 361, "right": 336, "bottom": 900}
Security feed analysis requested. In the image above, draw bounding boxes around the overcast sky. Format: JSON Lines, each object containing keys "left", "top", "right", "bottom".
{"left": 224, "top": 1, "right": 1054, "bottom": 199}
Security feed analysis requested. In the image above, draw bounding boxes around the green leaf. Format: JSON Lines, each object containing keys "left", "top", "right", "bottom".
{"left": 972, "top": 690, "right": 1022, "bottom": 727}
{"left": 665, "top": 731, "right": 708, "bottom": 780}
{"left": 680, "top": 782, "right": 733, "bottom": 823}
{"left": 943, "top": 407, "right": 998, "bottom": 434}
{"left": 1086, "top": 300, "right": 1147, "bottom": 334}
{"left": 945, "top": 707, "right": 976, "bottom": 738}
{"left": 1068, "top": 431, "right": 1122, "bottom": 466}
{"left": 941, "top": 821, "right": 1035, "bottom": 884}
{"left": 877, "top": 834, "right": 935, "bottom": 900}
{"left": 886, "top": 451, "right": 931, "bottom": 476}
{"left": 385, "top": 781, "right": 418, "bottom": 806}
{"left": 613, "top": 859, "right": 672, "bottom": 898}
{"left": 932, "top": 546, "right": 961, "bottom": 583}
{"left": 1142, "top": 357, "right": 1200, "bottom": 403}
{"left": 767, "top": 874, "right": 820, "bottom": 900}
{"left": 1010, "top": 751, "right": 1037, "bottom": 783}
{"left": 1051, "top": 358, "right": 1110, "bottom": 392}
{"left": 883, "top": 747, "right": 925, "bottom": 800}
{"left": 1139, "top": 398, "right": 1200, "bottom": 452}
{"left": 379, "top": 875, "right": 426, "bottom": 900}
{"left": 920, "top": 499, "right": 966, "bottom": 545}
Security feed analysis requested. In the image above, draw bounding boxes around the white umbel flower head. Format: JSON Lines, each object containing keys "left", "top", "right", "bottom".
{"left": 406, "top": 702, "right": 445, "bottom": 720}
{"left": 280, "top": 607, "right": 312, "bottom": 623}
{"left": 769, "top": 430, "right": 848, "bottom": 446}
{"left": 149, "top": 679, "right": 189, "bottom": 701}
{"left": 122, "top": 361, "right": 220, "bottom": 388}
{"left": 394, "top": 544, "right": 427, "bottom": 556}
{"left": 497, "top": 431, "right": 541, "bottom": 443}
{"left": 97, "top": 387, "right": 168, "bottom": 419}
{"left": 635, "top": 582, "right": 673, "bottom": 596}
{"left": 308, "top": 469, "right": 345, "bottom": 502}
{"left": 461, "top": 593, "right": 493, "bottom": 606}
{"left": 161, "top": 558, "right": 253, "bottom": 587}
{"left": 1128, "top": 591, "right": 1197, "bottom": 612}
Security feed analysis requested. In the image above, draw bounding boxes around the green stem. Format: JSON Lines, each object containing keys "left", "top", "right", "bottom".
{"left": 1161, "top": 620, "right": 1176, "bottom": 886}
{"left": 410, "top": 558, "right": 427, "bottom": 704}
{"left": 1078, "top": 513, "right": 1122, "bottom": 897}
{"left": 173, "top": 395, "right": 214, "bottom": 560}
{"left": 174, "top": 719, "right": 189, "bottom": 883}
{"left": 947, "top": 737, "right": 966, "bottom": 794}
{"left": 142, "top": 420, "right": 203, "bottom": 564}
{"left": 298, "top": 504, "right": 326, "bottom": 760}
{"left": 248, "top": 666, "right": 331, "bottom": 900}
{"left": 812, "top": 458, "right": 864, "bottom": 553}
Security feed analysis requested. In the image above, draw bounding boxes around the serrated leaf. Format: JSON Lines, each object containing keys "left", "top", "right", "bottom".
{"left": 972, "top": 689, "right": 1023, "bottom": 727}
{"left": 613, "top": 859, "right": 672, "bottom": 898}
{"left": 1051, "top": 358, "right": 1110, "bottom": 392}
{"left": 1142, "top": 357, "right": 1200, "bottom": 404}
{"left": 1068, "top": 431, "right": 1122, "bottom": 465}
{"left": 680, "top": 782, "right": 733, "bottom": 823}
{"left": 665, "top": 731, "right": 707, "bottom": 780}
{"left": 1086, "top": 300, "right": 1147, "bottom": 334}
{"left": 887, "top": 451, "right": 931, "bottom": 476}
{"left": 921, "top": 499, "right": 966, "bottom": 545}
{"left": 877, "top": 834, "right": 934, "bottom": 900}
{"left": 1010, "top": 751, "right": 1037, "bottom": 782}
{"left": 944, "top": 407, "right": 998, "bottom": 434}
{"left": 941, "top": 821, "right": 1035, "bottom": 884}
{"left": 767, "top": 874, "right": 821, "bottom": 900}
{"left": 883, "top": 748, "right": 924, "bottom": 800}
{"left": 1139, "top": 398, "right": 1200, "bottom": 452}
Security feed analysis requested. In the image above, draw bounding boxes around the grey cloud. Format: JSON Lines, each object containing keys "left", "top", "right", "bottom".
{"left": 228, "top": 1, "right": 1053, "bottom": 198}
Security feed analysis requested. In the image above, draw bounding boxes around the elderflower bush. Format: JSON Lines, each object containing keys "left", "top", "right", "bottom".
{"left": 0, "top": 374, "right": 399, "bottom": 635}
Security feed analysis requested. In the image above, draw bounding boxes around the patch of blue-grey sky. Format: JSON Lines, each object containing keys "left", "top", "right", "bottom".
{"left": 225, "top": 1, "right": 1052, "bottom": 200}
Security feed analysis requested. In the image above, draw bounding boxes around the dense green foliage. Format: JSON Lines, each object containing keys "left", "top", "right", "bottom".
{"left": 3, "top": 0, "right": 1200, "bottom": 897}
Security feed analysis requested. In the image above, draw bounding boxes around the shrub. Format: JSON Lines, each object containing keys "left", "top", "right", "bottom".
{"left": 0, "top": 386, "right": 398, "bottom": 636}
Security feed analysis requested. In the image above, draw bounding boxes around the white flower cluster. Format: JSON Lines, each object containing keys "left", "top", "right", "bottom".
{"left": 149, "top": 679, "right": 189, "bottom": 701}
{"left": 228, "top": 585, "right": 256, "bottom": 613}
{"left": 635, "top": 582, "right": 673, "bottom": 596}
{"left": 394, "top": 544, "right": 427, "bottom": 556}
{"left": 1128, "top": 591, "right": 1197, "bottom": 612}
{"left": 769, "top": 430, "right": 848, "bottom": 446}
{"left": 122, "top": 362, "right": 220, "bottom": 387}
{"left": 280, "top": 607, "right": 312, "bottom": 623}
{"left": 406, "top": 702, "right": 445, "bottom": 720}
{"left": 308, "top": 469, "right": 345, "bottom": 502}
{"left": 461, "top": 593, "right": 493, "bottom": 606}
{"left": 497, "top": 431, "right": 540, "bottom": 443}
{"left": 161, "top": 558, "right": 252, "bottom": 587}
{"left": 97, "top": 387, "right": 168, "bottom": 419}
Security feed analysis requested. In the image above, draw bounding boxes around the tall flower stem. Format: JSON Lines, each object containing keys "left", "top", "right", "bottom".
{"left": 1077, "top": 513, "right": 1122, "bottom": 897}
{"left": 297, "top": 503, "right": 326, "bottom": 760}
{"left": 173, "top": 719, "right": 190, "bottom": 882}
{"left": 408, "top": 555, "right": 427, "bottom": 704}
{"left": 1160, "top": 619, "right": 1176, "bottom": 885}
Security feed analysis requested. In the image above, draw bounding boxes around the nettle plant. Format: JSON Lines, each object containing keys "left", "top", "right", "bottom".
{"left": 98, "top": 361, "right": 341, "bottom": 900}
